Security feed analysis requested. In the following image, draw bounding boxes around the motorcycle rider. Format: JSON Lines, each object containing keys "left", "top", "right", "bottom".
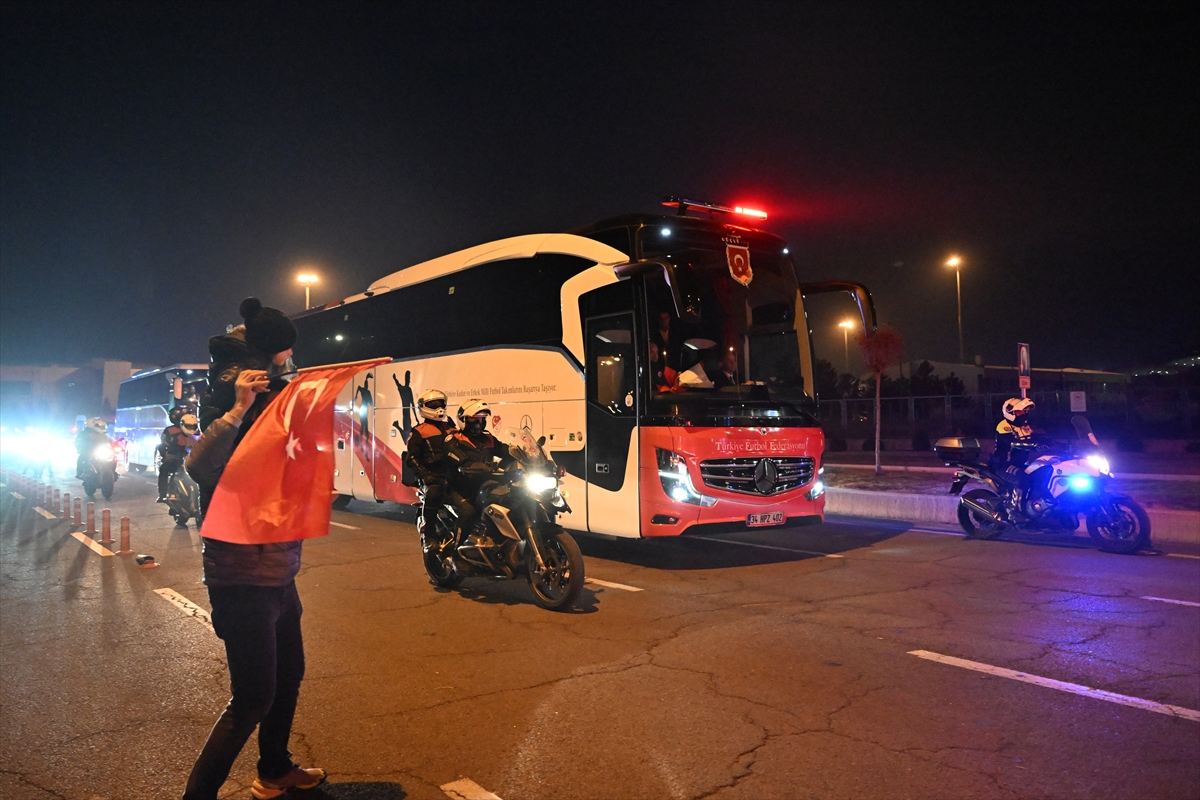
{"left": 990, "top": 397, "right": 1041, "bottom": 507}
{"left": 158, "top": 410, "right": 200, "bottom": 502}
{"left": 446, "top": 399, "right": 514, "bottom": 546}
{"left": 74, "top": 418, "right": 110, "bottom": 480}
{"left": 404, "top": 389, "right": 465, "bottom": 534}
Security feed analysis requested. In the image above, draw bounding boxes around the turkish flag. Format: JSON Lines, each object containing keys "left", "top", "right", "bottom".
{"left": 201, "top": 359, "right": 388, "bottom": 545}
{"left": 727, "top": 245, "right": 753, "bottom": 287}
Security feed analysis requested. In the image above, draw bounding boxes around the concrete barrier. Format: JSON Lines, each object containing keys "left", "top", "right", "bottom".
{"left": 825, "top": 487, "right": 1199, "bottom": 545}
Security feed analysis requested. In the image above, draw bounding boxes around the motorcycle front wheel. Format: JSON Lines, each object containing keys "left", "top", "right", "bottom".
{"left": 171, "top": 510, "right": 190, "bottom": 526}
{"left": 957, "top": 489, "right": 1005, "bottom": 540}
{"left": 527, "top": 530, "right": 585, "bottom": 611}
{"left": 82, "top": 479, "right": 97, "bottom": 498}
{"left": 422, "top": 522, "right": 464, "bottom": 589}
{"left": 100, "top": 470, "right": 114, "bottom": 500}
{"left": 1087, "top": 495, "right": 1151, "bottom": 554}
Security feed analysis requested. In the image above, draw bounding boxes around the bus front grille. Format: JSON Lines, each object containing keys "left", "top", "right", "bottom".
{"left": 699, "top": 457, "right": 816, "bottom": 496}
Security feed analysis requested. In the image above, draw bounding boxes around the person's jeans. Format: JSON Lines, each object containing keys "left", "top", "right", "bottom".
{"left": 182, "top": 582, "right": 305, "bottom": 800}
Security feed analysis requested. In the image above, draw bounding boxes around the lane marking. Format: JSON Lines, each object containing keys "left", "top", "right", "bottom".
{"left": 1142, "top": 595, "right": 1200, "bottom": 608}
{"left": 34, "top": 506, "right": 57, "bottom": 519}
{"left": 909, "top": 649, "right": 1200, "bottom": 722}
{"left": 71, "top": 532, "right": 114, "bottom": 557}
{"left": 441, "top": 777, "right": 502, "bottom": 800}
{"left": 694, "top": 536, "right": 843, "bottom": 558}
{"left": 586, "top": 577, "right": 643, "bottom": 592}
{"left": 154, "top": 588, "right": 214, "bottom": 628}
{"left": 1167, "top": 553, "right": 1200, "bottom": 560}
{"left": 329, "top": 521, "right": 360, "bottom": 530}
{"left": 9, "top": 492, "right": 25, "bottom": 500}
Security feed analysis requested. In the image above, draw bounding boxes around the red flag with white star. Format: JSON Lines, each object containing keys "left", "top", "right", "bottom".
{"left": 200, "top": 359, "right": 388, "bottom": 545}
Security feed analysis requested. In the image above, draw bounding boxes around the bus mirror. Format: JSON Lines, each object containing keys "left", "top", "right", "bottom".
{"left": 173, "top": 378, "right": 183, "bottom": 399}
{"left": 799, "top": 280, "right": 877, "bottom": 335}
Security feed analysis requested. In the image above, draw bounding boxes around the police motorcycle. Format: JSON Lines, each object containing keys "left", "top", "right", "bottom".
{"left": 159, "top": 413, "right": 202, "bottom": 527}
{"left": 936, "top": 416, "right": 1151, "bottom": 554}
{"left": 78, "top": 419, "right": 119, "bottom": 500}
{"left": 419, "top": 431, "right": 585, "bottom": 611}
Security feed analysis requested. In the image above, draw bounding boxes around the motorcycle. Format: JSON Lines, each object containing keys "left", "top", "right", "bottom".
{"left": 163, "top": 465, "right": 203, "bottom": 528}
{"left": 82, "top": 440, "right": 119, "bottom": 500}
{"left": 419, "top": 433, "right": 585, "bottom": 611}
{"left": 936, "top": 415, "right": 1151, "bottom": 554}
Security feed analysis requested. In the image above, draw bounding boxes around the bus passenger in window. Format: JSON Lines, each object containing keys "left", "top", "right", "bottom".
{"left": 649, "top": 342, "right": 678, "bottom": 393}
{"left": 652, "top": 311, "right": 680, "bottom": 373}
{"left": 712, "top": 350, "right": 739, "bottom": 389}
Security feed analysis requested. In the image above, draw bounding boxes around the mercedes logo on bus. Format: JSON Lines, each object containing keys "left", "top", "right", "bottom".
{"left": 753, "top": 458, "right": 779, "bottom": 494}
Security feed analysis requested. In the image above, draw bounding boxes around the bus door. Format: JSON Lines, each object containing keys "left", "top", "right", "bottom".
{"left": 350, "top": 369, "right": 377, "bottom": 499}
{"left": 584, "top": 313, "right": 640, "bottom": 536}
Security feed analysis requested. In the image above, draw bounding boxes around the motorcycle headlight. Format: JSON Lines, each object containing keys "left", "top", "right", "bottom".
{"left": 1085, "top": 454, "right": 1111, "bottom": 476}
{"left": 93, "top": 445, "right": 114, "bottom": 460}
{"left": 526, "top": 472, "right": 559, "bottom": 494}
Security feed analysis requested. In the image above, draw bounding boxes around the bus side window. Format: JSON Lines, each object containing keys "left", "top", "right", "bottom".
{"left": 587, "top": 315, "right": 635, "bottom": 415}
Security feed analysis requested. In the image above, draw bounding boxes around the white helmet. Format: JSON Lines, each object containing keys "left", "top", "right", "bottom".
{"left": 1002, "top": 397, "right": 1035, "bottom": 423}
{"left": 456, "top": 398, "right": 491, "bottom": 424}
{"left": 180, "top": 414, "right": 200, "bottom": 435}
{"left": 417, "top": 389, "right": 448, "bottom": 422}
{"left": 87, "top": 418, "right": 107, "bottom": 434}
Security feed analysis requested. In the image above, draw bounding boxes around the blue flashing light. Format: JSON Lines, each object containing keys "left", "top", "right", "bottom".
{"left": 1069, "top": 476, "right": 1093, "bottom": 490}
{"left": 661, "top": 227, "right": 671, "bottom": 237}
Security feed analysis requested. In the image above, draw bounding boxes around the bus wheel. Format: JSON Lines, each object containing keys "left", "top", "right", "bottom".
{"left": 132, "top": 464, "right": 146, "bottom": 474}
{"left": 331, "top": 494, "right": 352, "bottom": 510}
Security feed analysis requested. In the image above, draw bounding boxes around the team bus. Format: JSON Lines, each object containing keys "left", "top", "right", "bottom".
{"left": 113, "top": 364, "right": 207, "bottom": 472}
{"left": 292, "top": 198, "right": 875, "bottom": 538}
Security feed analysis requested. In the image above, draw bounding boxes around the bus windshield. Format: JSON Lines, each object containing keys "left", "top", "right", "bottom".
{"left": 640, "top": 226, "right": 815, "bottom": 423}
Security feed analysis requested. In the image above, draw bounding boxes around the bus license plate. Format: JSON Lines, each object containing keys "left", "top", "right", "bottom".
{"left": 747, "top": 511, "right": 785, "bottom": 527}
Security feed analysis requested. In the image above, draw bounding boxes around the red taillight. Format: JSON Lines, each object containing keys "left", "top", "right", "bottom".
{"left": 734, "top": 206, "right": 768, "bottom": 219}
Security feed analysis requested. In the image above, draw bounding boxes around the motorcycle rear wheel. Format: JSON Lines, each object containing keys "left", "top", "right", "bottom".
{"left": 527, "top": 531, "right": 585, "bottom": 611}
{"left": 422, "top": 523, "right": 464, "bottom": 588}
{"left": 957, "top": 489, "right": 1005, "bottom": 540}
{"left": 1087, "top": 495, "right": 1151, "bottom": 554}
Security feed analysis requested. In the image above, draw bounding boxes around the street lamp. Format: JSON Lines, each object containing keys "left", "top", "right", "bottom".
{"left": 945, "top": 256, "right": 964, "bottom": 364}
{"left": 296, "top": 273, "right": 319, "bottom": 310}
{"left": 838, "top": 320, "right": 855, "bottom": 373}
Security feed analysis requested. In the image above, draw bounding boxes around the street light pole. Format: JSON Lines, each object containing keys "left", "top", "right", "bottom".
{"left": 946, "top": 257, "right": 964, "bottom": 364}
{"left": 838, "top": 320, "right": 854, "bottom": 373}
{"left": 296, "top": 273, "right": 319, "bottom": 310}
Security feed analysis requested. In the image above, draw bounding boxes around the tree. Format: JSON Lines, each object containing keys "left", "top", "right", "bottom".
{"left": 858, "top": 327, "right": 904, "bottom": 475}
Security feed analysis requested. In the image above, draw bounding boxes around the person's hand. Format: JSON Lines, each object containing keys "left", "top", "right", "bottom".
{"left": 232, "top": 369, "right": 270, "bottom": 416}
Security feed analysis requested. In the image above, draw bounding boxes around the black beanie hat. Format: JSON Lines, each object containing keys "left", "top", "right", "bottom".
{"left": 239, "top": 297, "right": 297, "bottom": 355}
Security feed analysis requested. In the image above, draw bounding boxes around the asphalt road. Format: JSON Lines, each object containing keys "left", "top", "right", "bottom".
{"left": 2, "top": 468, "right": 1198, "bottom": 800}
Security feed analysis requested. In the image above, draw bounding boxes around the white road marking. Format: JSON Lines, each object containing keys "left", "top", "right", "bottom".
{"left": 695, "top": 537, "right": 843, "bottom": 558}
{"left": 9, "top": 492, "right": 25, "bottom": 500}
{"left": 441, "top": 777, "right": 502, "bottom": 800}
{"left": 34, "top": 506, "right": 57, "bottom": 519}
{"left": 586, "top": 577, "right": 643, "bottom": 592}
{"left": 1167, "top": 553, "right": 1200, "bottom": 560}
{"left": 1141, "top": 595, "right": 1200, "bottom": 608}
{"left": 909, "top": 649, "right": 1200, "bottom": 722}
{"left": 154, "top": 588, "right": 214, "bottom": 628}
{"left": 71, "top": 532, "right": 114, "bottom": 557}
{"left": 329, "top": 520, "right": 360, "bottom": 530}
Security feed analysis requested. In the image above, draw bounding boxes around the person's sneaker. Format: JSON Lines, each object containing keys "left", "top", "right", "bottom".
{"left": 250, "top": 766, "right": 327, "bottom": 798}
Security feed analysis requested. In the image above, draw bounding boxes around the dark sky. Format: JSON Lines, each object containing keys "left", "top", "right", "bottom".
{"left": 2, "top": 1, "right": 1196, "bottom": 374}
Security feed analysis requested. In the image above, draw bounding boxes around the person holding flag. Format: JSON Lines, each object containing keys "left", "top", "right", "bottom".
{"left": 183, "top": 298, "right": 379, "bottom": 800}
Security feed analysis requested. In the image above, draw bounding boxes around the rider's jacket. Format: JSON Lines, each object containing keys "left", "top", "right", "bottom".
{"left": 405, "top": 420, "right": 457, "bottom": 486}
{"left": 160, "top": 425, "right": 194, "bottom": 459}
{"left": 992, "top": 419, "right": 1035, "bottom": 470}
{"left": 445, "top": 429, "right": 514, "bottom": 490}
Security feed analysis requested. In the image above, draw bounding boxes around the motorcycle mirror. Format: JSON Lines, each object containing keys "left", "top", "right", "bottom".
{"left": 173, "top": 378, "right": 183, "bottom": 400}
{"left": 537, "top": 435, "right": 546, "bottom": 447}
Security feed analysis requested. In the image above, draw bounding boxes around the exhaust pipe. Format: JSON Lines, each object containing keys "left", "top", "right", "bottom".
{"left": 961, "top": 497, "right": 1004, "bottom": 524}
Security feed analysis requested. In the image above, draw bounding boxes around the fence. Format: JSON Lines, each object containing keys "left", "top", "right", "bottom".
{"left": 819, "top": 388, "right": 1198, "bottom": 441}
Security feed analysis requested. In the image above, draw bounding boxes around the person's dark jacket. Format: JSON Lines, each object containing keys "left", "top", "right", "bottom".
{"left": 404, "top": 419, "right": 456, "bottom": 487}
{"left": 445, "top": 428, "right": 515, "bottom": 494}
{"left": 187, "top": 327, "right": 300, "bottom": 587}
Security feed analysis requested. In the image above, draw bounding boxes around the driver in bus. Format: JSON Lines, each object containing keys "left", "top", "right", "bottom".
{"left": 446, "top": 399, "right": 514, "bottom": 548}
{"left": 404, "top": 389, "right": 464, "bottom": 535}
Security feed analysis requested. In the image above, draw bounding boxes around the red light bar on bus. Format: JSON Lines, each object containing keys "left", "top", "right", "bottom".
{"left": 662, "top": 197, "right": 768, "bottom": 220}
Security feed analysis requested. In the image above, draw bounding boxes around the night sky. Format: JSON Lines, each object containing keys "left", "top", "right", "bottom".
{"left": 2, "top": 2, "right": 1195, "bottom": 374}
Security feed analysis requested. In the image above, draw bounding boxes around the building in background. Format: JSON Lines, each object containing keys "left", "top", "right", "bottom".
{"left": 0, "top": 359, "right": 152, "bottom": 431}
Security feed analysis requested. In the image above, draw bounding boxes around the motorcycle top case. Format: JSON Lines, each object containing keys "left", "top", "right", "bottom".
{"left": 934, "top": 437, "right": 981, "bottom": 465}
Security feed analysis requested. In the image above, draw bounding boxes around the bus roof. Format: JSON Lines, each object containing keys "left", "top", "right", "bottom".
{"left": 125, "top": 364, "right": 208, "bottom": 382}
{"left": 298, "top": 233, "right": 628, "bottom": 316}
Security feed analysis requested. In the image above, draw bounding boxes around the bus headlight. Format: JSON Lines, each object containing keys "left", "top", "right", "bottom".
{"left": 807, "top": 480, "right": 825, "bottom": 500}
{"left": 655, "top": 448, "right": 716, "bottom": 507}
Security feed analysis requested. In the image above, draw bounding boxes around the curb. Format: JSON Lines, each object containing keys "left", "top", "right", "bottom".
{"left": 824, "top": 487, "right": 1200, "bottom": 545}
{"left": 825, "top": 464, "right": 1200, "bottom": 482}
